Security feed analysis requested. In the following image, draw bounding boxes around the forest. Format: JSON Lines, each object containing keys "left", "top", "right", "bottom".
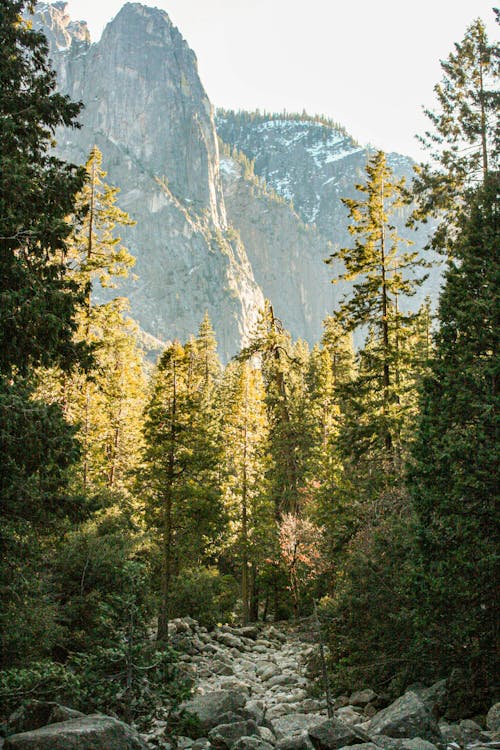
{"left": 0, "top": 0, "right": 498, "bottom": 742}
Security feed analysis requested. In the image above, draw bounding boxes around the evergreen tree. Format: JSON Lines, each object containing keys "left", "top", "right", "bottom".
{"left": 0, "top": 0, "right": 87, "bottom": 375}
{"left": 0, "top": 0, "right": 90, "bottom": 665}
{"left": 141, "top": 319, "right": 224, "bottom": 642}
{"left": 220, "top": 361, "right": 270, "bottom": 622}
{"left": 328, "top": 151, "right": 427, "bottom": 458}
{"left": 412, "top": 17, "right": 499, "bottom": 253}
{"left": 408, "top": 173, "right": 499, "bottom": 708}
{"left": 62, "top": 146, "right": 138, "bottom": 491}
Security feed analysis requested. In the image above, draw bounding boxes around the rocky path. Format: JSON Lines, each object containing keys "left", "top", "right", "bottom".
{"left": 145, "top": 618, "right": 500, "bottom": 750}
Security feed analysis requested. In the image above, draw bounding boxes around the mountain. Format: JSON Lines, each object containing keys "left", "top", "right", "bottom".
{"left": 31, "top": 2, "right": 264, "bottom": 360}
{"left": 216, "top": 111, "right": 442, "bottom": 312}
{"left": 30, "top": 3, "right": 440, "bottom": 357}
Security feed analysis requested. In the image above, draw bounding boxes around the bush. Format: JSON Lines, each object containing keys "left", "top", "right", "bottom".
{"left": 168, "top": 567, "right": 238, "bottom": 628}
{"left": 321, "top": 517, "right": 418, "bottom": 697}
{"left": 0, "top": 642, "right": 191, "bottom": 731}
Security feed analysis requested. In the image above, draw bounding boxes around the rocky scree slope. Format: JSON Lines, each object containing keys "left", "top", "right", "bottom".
{"left": 4, "top": 618, "right": 499, "bottom": 750}
{"left": 31, "top": 2, "right": 264, "bottom": 360}
{"left": 160, "top": 619, "right": 500, "bottom": 750}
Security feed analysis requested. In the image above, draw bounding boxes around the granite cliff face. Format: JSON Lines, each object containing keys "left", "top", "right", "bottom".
{"left": 31, "top": 2, "right": 264, "bottom": 360}
{"left": 31, "top": 3, "right": 439, "bottom": 357}
{"left": 217, "top": 112, "right": 442, "bottom": 312}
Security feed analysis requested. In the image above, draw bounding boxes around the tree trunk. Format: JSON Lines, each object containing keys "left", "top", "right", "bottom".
{"left": 157, "top": 358, "right": 177, "bottom": 644}
{"left": 380, "top": 178, "right": 392, "bottom": 453}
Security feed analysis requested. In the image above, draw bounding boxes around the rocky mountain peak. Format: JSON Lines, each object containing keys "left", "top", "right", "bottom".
{"left": 32, "top": 2, "right": 90, "bottom": 49}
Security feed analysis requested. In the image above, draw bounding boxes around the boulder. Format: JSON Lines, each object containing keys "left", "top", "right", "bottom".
{"left": 400, "top": 739, "right": 438, "bottom": 750}
{"left": 245, "top": 700, "right": 266, "bottom": 725}
{"left": 5, "top": 702, "right": 85, "bottom": 735}
{"left": 208, "top": 720, "right": 260, "bottom": 750}
{"left": 240, "top": 627, "right": 260, "bottom": 640}
{"left": 272, "top": 713, "right": 324, "bottom": 740}
{"left": 232, "top": 738, "right": 274, "bottom": 750}
{"left": 349, "top": 691, "right": 378, "bottom": 708}
{"left": 487, "top": 703, "right": 500, "bottom": 732}
{"left": 263, "top": 627, "right": 287, "bottom": 643}
{"left": 256, "top": 662, "right": 281, "bottom": 681}
{"left": 4, "top": 715, "right": 147, "bottom": 749}
{"left": 410, "top": 681, "right": 447, "bottom": 718}
{"left": 368, "top": 691, "right": 442, "bottom": 743}
{"left": 308, "top": 719, "right": 371, "bottom": 750}
{"left": 217, "top": 633, "right": 245, "bottom": 651}
{"left": 181, "top": 690, "right": 246, "bottom": 733}
{"left": 277, "top": 737, "right": 315, "bottom": 750}
{"left": 334, "top": 707, "right": 364, "bottom": 726}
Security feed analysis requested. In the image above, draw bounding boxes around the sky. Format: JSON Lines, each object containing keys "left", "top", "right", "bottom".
{"left": 62, "top": 0, "right": 498, "bottom": 160}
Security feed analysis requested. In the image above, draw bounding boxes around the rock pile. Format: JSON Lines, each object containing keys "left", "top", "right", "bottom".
{"left": 146, "top": 619, "right": 500, "bottom": 750}
{"left": 2, "top": 618, "right": 498, "bottom": 750}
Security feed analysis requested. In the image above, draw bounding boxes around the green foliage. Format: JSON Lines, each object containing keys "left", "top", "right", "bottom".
{"left": 412, "top": 16, "right": 499, "bottom": 253}
{"left": 407, "top": 174, "right": 499, "bottom": 710}
{"left": 168, "top": 567, "right": 239, "bottom": 628}
{"left": 51, "top": 507, "right": 152, "bottom": 654}
{"left": 0, "top": 0, "right": 88, "bottom": 376}
{"left": 320, "top": 517, "right": 417, "bottom": 697}
{"left": 0, "top": 644, "right": 190, "bottom": 731}
{"left": 216, "top": 108, "right": 354, "bottom": 141}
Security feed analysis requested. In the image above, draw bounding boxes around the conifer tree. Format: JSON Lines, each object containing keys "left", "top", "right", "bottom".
{"left": 328, "top": 151, "right": 427, "bottom": 458}
{"left": 412, "top": 17, "right": 499, "bottom": 253}
{"left": 408, "top": 173, "right": 499, "bottom": 706}
{"left": 0, "top": 0, "right": 89, "bottom": 665}
{"left": 142, "top": 318, "right": 224, "bottom": 642}
{"left": 0, "top": 0, "right": 86, "bottom": 375}
{"left": 220, "top": 361, "right": 269, "bottom": 622}
{"left": 61, "top": 146, "right": 138, "bottom": 491}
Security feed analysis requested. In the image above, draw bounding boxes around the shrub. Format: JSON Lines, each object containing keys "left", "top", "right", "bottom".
{"left": 168, "top": 567, "right": 238, "bottom": 628}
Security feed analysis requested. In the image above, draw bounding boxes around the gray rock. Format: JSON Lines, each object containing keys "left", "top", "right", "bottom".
{"left": 334, "top": 707, "right": 364, "bottom": 726}
{"left": 240, "top": 627, "right": 260, "bottom": 640}
{"left": 181, "top": 690, "right": 246, "bottom": 732}
{"left": 267, "top": 675, "right": 298, "bottom": 688}
{"left": 208, "top": 720, "right": 260, "bottom": 749}
{"left": 258, "top": 727, "right": 276, "bottom": 743}
{"left": 256, "top": 662, "right": 281, "bottom": 681}
{"left": 277, "top": 737, "right": 315, "bottom": 750}
{"left": 368, "top": 691, "right": 442, "bottom": 743}
{"left": 349, "top": 691, "right": 378, "bottom": 708}
{"left": 29, "top": 3, "right": 263, "bottom": 361}
{"left": 410, "top": 682, "right": 447, "bottom": 717}
{"left": 232, "top": 738, "right": 274, "bottom": 750}
{"left": 245, "top": 701, "right": 266, "bottom": 725}
{"left": 271, "top": 713, "right": 324, "bottom": 740}
{"left": 5, "top": 702, "right": 85, "bottom": 735}
{"left": 308, "top": 719, "right": 371, "bottom": 750}
{"left": 262, "top": 627, "right": 287, "bottom": 644}
{"left": 216, "top": 633, "right": 245, "bottom": 651}
{"left": 487, "top": 705, "right": 500, "bottom": 732}
{"left": 4, "top": 715, "right": 147, "bottom": 749}
{"left": 400, "top": 739, "right": 438, "bottom": 750}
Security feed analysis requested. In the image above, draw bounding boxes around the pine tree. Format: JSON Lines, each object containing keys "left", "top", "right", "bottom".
{"left": 0, "top": 0, "right": 87, "bottom": 375}
{"left": 63, "top": 146, "right": 138, "bottom": 491}
{"left": 412, "top": 17, "right": 499, "bottom": 253}
{"left": 141, "top": 319, "right": 224, "bottom": 642}
{"left": 328, "top": 151, "right": 428, "bottom": 458}
{"left": 408, "top": 173, "right": 499, "bottom": 708}
{"left": 0, "top": 0, "right": 90, "bottom": 665}
{"left": 220, "top": 361, "right": 269, "bottom": 623}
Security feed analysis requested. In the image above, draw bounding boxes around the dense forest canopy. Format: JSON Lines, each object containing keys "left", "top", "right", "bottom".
{"left": 0, "top": 1, "right": 498, "bottom": 741}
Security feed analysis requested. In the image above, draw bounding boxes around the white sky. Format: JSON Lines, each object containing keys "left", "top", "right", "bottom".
{"left": 62, "top": 0, "right": 498, "bottom": 160}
